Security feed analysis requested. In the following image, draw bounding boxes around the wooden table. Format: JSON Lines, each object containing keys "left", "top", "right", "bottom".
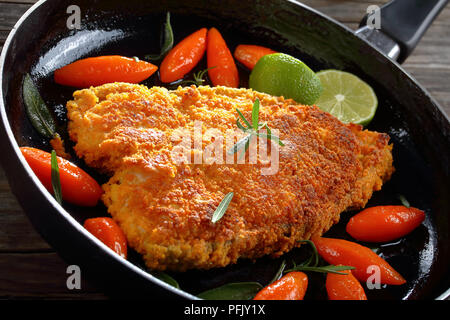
{"left": 1, "top": 0, "right": 449, "bottom": 299}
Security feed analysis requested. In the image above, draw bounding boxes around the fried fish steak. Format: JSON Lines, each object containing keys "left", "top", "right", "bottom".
{"left": 67, "top": 83, "right": 394, "bottom": 271}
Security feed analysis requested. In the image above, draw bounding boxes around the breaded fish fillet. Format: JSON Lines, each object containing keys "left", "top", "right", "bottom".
{"left": 67, "top": 83, "right": 393, "bottom": 271}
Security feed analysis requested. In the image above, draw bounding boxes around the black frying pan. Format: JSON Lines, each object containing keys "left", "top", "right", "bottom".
{"left": 0, "top": 0, "right": 449, "bottom": 300}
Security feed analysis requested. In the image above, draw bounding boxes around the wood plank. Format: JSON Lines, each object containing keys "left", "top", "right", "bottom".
{"left": 0, "top": 2, "right": 31, "bottom": 30}
{"left": 0, "top": 30, "right": 9, "bottom": 51}
{"left": 0, "top": 252, "right": 107, "bottom": 298}
{"left": 0, "top": 168, "right": 51, "bottom": 251}
{"left": 300, "top": 0, "right": 450, "bottom": 25}
{"left": 0, "top": 0, "right": 36, "bottom": 4}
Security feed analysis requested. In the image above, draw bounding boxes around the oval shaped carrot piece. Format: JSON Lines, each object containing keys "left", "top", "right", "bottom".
{"left": 54, "top": 55, "right": 157, "bottom": 87}
{"left": 207, "top": 27, "right": 239, "bottom": 88}
{"left": 159, "top": 28, "right": 207, "bottom": 83}
{"left": 253, "top": 272, "right": 308, "bottom": 300}
{"left": 312, "top": 236, "right": 406, "bottom": 285}
{"left": 20, "top": 147, "right": 103, "bottom": 206}
{"left": 234, "top": 44, "right": 277, "bottom": 70}
{"left": 84, "top": 217, "right": 127, "bottom": 259}
{"left": 346, "top": 205, "right": 425, "bottom": 242}
{"left": 326, "top": 269, "right": 367, "bottom": 300}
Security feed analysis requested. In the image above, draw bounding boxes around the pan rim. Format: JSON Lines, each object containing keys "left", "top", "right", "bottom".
{"left": 0, "top": 0, "right": 448, "bottom": 300}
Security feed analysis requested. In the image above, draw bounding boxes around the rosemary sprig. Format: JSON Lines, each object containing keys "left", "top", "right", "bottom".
{"left": 211, "top": 192, "right": 234, "bottom": 223}
{"left": 269, "top": 260, "right": 287, "bottom": 284}
{"left": 175, "top": 66, "right": 216, "bottom": 87}
{"left": 283, "top": 240, "right": 355, "bottom": 275}
{"left": 50, "top": 150, "right": 63, "bottom": 205}
{"left": 227, "top": 99, "right": 284, "bottom": 159}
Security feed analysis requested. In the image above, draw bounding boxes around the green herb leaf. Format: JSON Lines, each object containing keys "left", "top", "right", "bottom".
{"left": 269, "top": 260, "right": 286, "bottom": 284}
{"left": 240, "top": 135, "right": 251, "bottom": 160}
{"left": 236, "top": 108, "right": 252, "bottom": 129}
{"left": 251, "top": 99, "right": 260, "bottom": 130}
{"left": 227, "top": 134, "right": 252, "bottom": 156}
{"left": 193, "top": 66, "right": 215, "bottom": 85}
{"left": 50, "top": 150, "right": 63, "bottom": 205}
{"left": 197, "top": 282, "right": 263, "bottom": 300}
{"left": 146, "top": 12, "right": 174, "bottom": 61}
{"left": 22, "top": 74, "right": 56, "bottom": 138}
{"left": 211, "top": 192, "right": 234, "bottom": 223}
{"left": 174, "top": 66, "right": 216, "bottom": 87}
{"left": 285, "top": 264, "right": 355, "bottom": 275}
{"left": 283, "top": 240, "right": 355, "bottom": 275}
{"left": 229, "top": 100, "right": 284, "bottom": 156}
{"left": 256, "top": 132, "right": 285, "bottom": 146}
{"left": 297, "top": 240, "right": 319, "bottom": 267}
{"left": 236, "top": 118, "right": 247, "bottom": 131}
{"left": 152, "top": 271, "right": 180, "bottom": 289}
{"left": 397, "top": 194, "right": 410, "bottom": 208}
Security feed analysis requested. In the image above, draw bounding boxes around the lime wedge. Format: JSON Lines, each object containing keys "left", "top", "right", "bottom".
{"left": 315, "top": 70, "right": 378, "bottom": 125}
{"left": 249, "top": 53, "right": 323, "bottom": 105}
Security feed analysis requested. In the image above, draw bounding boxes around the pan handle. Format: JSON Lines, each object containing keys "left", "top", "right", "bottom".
{"left": 357, "top": 0, "right": 449, "bottom": 63}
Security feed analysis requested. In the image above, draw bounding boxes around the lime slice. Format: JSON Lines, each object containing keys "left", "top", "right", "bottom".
{"left": 249, "top": 53, "right": 323, "bottom": 105}
{"left": 315, "top": 70, "right": 378, "bottom": 125}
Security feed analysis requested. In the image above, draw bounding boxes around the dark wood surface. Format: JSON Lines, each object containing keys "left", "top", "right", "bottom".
{"left": 0, "top": 0, "right": 449, "bottom": 299}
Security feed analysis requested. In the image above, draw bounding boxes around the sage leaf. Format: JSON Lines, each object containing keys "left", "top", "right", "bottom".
{"left": 22, "top": 74, "right": 56, "bottom": 138}
{"left": 146, "top": 12, "right": 173, "bottom": 61}
{"left": 152, "top": 271, "right": 180, "bottom": 289}
{"left": 197, "top": 282, "right": 263, "bottom": 300}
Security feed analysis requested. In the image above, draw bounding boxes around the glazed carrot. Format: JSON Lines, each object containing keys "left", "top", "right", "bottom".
{"left": 207, "top": 27, "right": 239, "bottom": 88}
{"left": 20, "top": 147, "right": 103, "bottom": 206}
{"left": 326, "top": 269, "right": 367, "bottom": 300}
{"left": 233, "top": 44, "right": 277, "bottom": 70}
{"left": 312, "top": 237, "right": 406, "bottom": 285}
{"left": 159, "top": 28, "right": 207, "bottom": 83}
{"left": 253, "top": 272, "right": 308, "bottom": 300}
{"left": 54, "top": 55, "right": 157, "bottom": 87}
{"left": 84, "top": 217, "right": 127, "bottom": 259}
{"left": 346, "top": 205, "right": 425, "bottom": 242}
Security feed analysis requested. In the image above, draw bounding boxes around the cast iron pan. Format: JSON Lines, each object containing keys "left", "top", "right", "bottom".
{"left": 0, "top": 0, "right": 449, "bottom": 300}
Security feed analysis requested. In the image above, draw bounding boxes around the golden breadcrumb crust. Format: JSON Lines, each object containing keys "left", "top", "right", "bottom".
{"left": 67, "top": 83, "right": 394, "bottom": 271}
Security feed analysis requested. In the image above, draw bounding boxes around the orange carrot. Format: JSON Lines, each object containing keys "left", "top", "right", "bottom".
{"left": 159, "top": 28, "right": 207, "bottom": 83}
{"left": 234, "top": 44, "right": 277, "bottom": 70}
{"left": 312, "top": 236, "right": 406, "bottom": 285}
{"left": 253, "top": 272, "right": 308, "bottom": 300}
{"left": 346, "top": 205, "right": 425, "bottom": 242}
{"left": 84, "top": 217, "right": 127, "bottom": 259}
{"left": 54, "top": 55, "right": 157, "bottom": 87}
{"left": 326, "top": 269, "right": 367, "bottom": 300}
{"left": 20, "top": 147, "right": 103, "bottom": 206}
{"left": 207, "top": 27, "right": 239, "bottom": 88}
